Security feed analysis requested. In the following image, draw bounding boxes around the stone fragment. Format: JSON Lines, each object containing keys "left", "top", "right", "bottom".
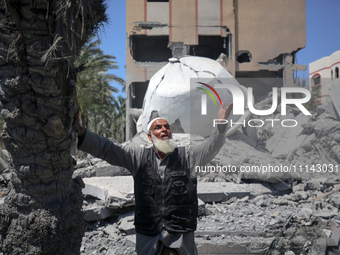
{"left": 74, "top": 160, "right": 88, "bottom": 169}
{"left": 305, "top": 179, "right": 322, "bottom": 191}
{"left": 253, "top": 195, "right": 269, "bottom": 207}
{"left": 313, "top": 210, "right": 338, "bottom": 219}
{"left": 118, "top": 212, "right": 135, "bottom": 235}
{"left": 197, "top": 182, "right": 272, "bottom": 203}
{"left": 103, "top": 224, "right": 118, "bottom": 238}
{"left": 329, "top": 194, "right": 340, "bottom": 209}
{"left": 326, "top": 227, "right": 340, "bottom": 247}
{"left": 238, "top": 163, "right": 302, "bottom": 184}
{"left": 83, "top": 204, "right": 115, "bottom": 222}
{"left": 324, "top": 177, "right": 340, "bottom": 186}
{"left": 198, "top": 198, "right": 205, "bottom": 216}
{"left": 82, "top": 176, "right": 135, "bottom": 209}
{"left": 291, "top": 191, "right": 309, "bottom": 201}
{"left": 82, "top": 181, "right": 107, "bottom": 201}
{"left": 309, "top": 230, "right": 327, "bottom": 255}
{"left": 94, "top": 164, "right": 127, "bottom": 177}
{"left": 82, "top": 176, "right": 272, "bottom": 206}
{"left": 105, "top": 248, "right": 118, "bottom": 255}
{"left": 296, "top": 207, "right": 313, "bottom": 220}
{"left": 292, "top": 183, "right": 304, "bottom": 193}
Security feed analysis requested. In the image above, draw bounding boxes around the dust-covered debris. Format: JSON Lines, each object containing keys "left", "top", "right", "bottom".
{"left": 1, "top": 86, "right": 339, "bottom": 254}
{"left": 74, "top": 85, "right": 340, "bottom": 254}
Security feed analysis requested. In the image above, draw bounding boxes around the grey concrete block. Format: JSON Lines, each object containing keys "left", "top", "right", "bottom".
{"left": 118, "top": 211, "right": 135, "bottom": 235}
{"left": 197, "top": 182, "right": 272, "bottom": 203}
{"left": 83, "top": 205, "right": 115, "bottom": 221}
{"left": 103, "top": 225, "right": 118, "bottom": 238}
{"left": 83, "top": 177, "right": 273, "bottom": 207}
{"left": 82, "top": 176, "right": 135, "bottom": 209}
{"left": 198, "top": 198, "right": 206, "bottom": 216}
{"left": 197, "top": 241, "right": 266, "bottom": 254}
{"left": 94, "top": 164, "right": 127, "bottom": 177}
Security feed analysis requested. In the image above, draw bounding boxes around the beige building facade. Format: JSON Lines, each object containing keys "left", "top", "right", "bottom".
{"left": 309, "top": 50, "right": 340, "bottom": 106}
{"left": 126, "top": 0, "right": 306, "bottom": 139}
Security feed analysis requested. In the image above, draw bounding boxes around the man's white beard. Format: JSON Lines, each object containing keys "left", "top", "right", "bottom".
{"left": 151, "top": 134, "right": 176, "bottom": 155}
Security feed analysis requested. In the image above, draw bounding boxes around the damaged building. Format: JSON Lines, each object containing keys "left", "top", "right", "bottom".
{"left": 309, "top": 50, "right": 340, "bottom": 108}
{"left": 126, "top": 0, "right": 307, "bottom": 139}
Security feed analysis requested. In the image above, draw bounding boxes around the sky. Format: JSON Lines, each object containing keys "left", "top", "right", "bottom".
{"left": 98, "top": 0, "right": 340, "bottom": 96}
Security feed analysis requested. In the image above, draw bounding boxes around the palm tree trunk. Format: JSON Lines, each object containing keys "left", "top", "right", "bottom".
{"left": 0, "top": 0, "right": 106, "bottom": 254}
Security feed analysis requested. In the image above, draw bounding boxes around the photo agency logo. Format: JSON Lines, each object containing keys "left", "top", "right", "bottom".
{"left": 195, "top": 80, "right": 312, "bottom": 129}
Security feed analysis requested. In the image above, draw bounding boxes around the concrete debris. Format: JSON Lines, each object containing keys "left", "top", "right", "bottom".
{"left": 73, "top": 157, "right": 128, "bottom": 178}
{"left": 117, "top": 212, "right": 135, "bottom": 235}
{"left": 1, "top": 83, "right": 339, "bottom": 254}
{"left": 70, "top": 85, "right": 340, "bottom": 254}
{"left": 82, "top": 175, "right": 273, "bottom": 205}
{"left": 198, "top": 198, "right": 206, "bottom": 216}
{"left": 82, "top": 176, "right": 135, "bottom": 209}
{"left": 75, "top": 83, "right": 340, "bottom": 253}
{"left": 197, "top": 182, "right": 272, "bottom": 203}
{"left": 83, "top": 204, "right": 115, "bottom": 222}
{"left": 326, "top": 227, "right": 340, "bottom": 247}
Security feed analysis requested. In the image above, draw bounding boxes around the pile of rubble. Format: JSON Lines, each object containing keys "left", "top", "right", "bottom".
{"left": 73, "top": 156, "right": 340, "bottom": 255}
{"left": 1, "top": 84, "right": 340, "bottom": 254}
{"left": 72, "top": 85, "right": 340, "bottom": 255}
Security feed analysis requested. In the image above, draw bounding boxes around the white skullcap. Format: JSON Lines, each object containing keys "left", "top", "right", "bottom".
{"left": 147, "top": 117, "right": 168, "bottom": 132}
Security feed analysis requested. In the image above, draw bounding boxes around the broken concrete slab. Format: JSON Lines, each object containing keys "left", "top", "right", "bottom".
{"left": 83, "top": 204, "right": 115, "bottom": 222}
{"left": 198, "top": 198, "right": 206, "bottom": 216}
{"left": 82, "top": 176, "right": 134, "bottom": 209}
{"left": 326, "top": 227, "right": 340, "bottom": 247}
{"left": 103, "top": 224, "right": 118, "bottom": 239}
{"left": 82, "top": 176, "right": 273, "bottom": 206}
{"left": 313, "top": 210, "right": 338, "bottom": 219}
{"left": 196, "top": 237, "right": 272, "bottom": 255}
{"left": 94, "top": 164, "right": 127, "bottom": 177}
{"left": 195, "top": 230, "right": 277, "bottom": 238}
{"left": 74, "top": 159, "right": 88, "bottom": 169}
{"left": 309, "top": 230, "right": 328, "bottom": 255}
{"left": 239, "top": 168, "right": 302, "bottom": 184}
{"left": 82, "top": 180, "right": 107, "bottom": 201}
{"left": 197, "top": 182, "right": 272, "bottom": 203}
{"left": 118, "top": 211, "right": 135, "bottom": 235}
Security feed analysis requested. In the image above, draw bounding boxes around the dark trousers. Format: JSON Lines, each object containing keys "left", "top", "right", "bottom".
{"left": 160, "top": 246, "right": 179, "bottom": 255}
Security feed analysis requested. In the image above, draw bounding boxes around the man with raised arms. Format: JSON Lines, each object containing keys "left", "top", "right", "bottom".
{"left": 76, "top": 102, "right": 232, "bottom": 255}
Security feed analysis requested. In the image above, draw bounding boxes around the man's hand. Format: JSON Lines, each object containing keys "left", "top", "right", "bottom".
{"left": 218, "top": 102, "right": 233, "bottom": 120}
